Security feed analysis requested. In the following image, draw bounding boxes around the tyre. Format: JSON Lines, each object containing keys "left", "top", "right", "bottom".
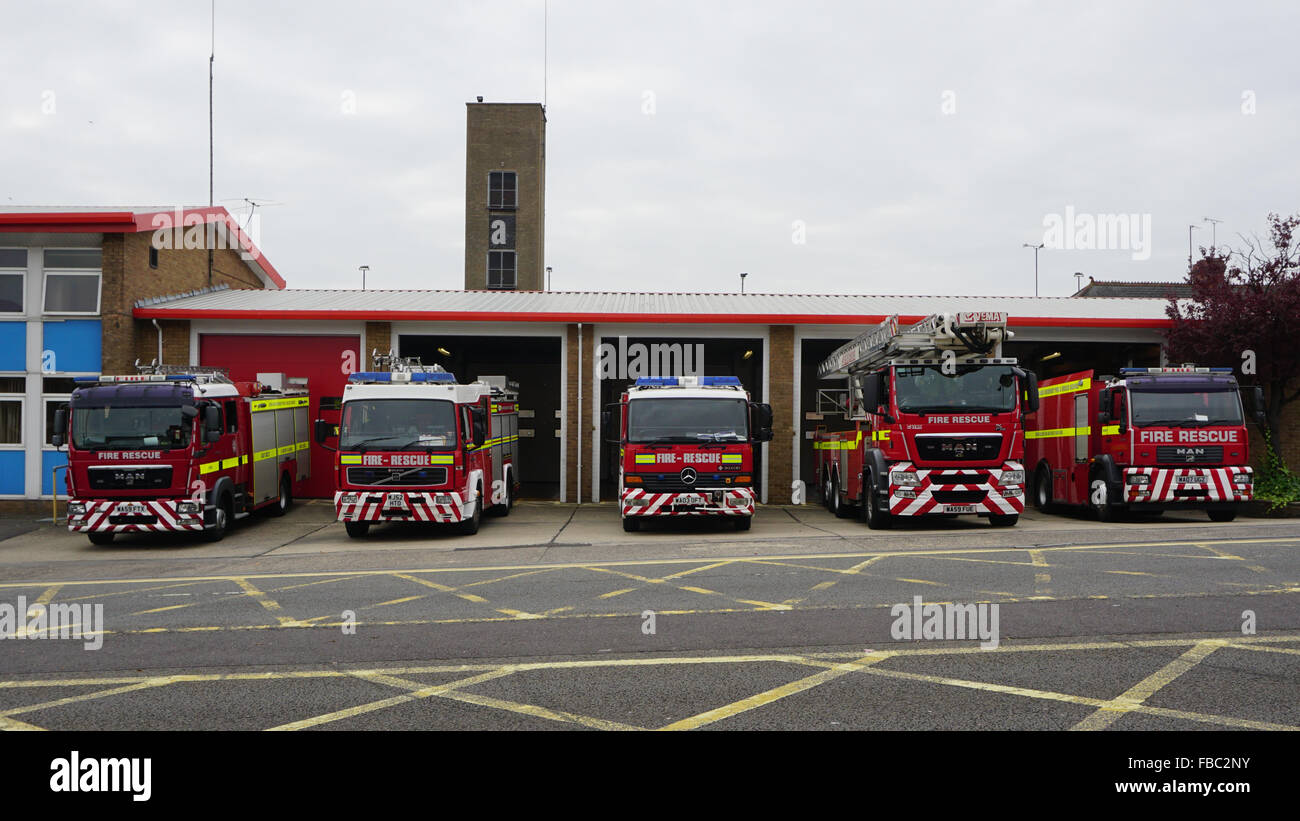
{"left": 344, "top": 521, "right": 370, "bottom": 538}
{"left": 831, "top": 474, "right": 854, "bottom": 519}
{"left": 268, "top": 475, "right": 291, "bottom": 517}
{"left": 488, "top": 476, "right": 512, "bottom": 517}
{"left": 87, "top": 531, "right": 114, "bottom": 546}
{"left": 1208, "top": 509, "right": 1237, "bottom": 523}
{"left": 1090, "top": 476, "right": 1124, "bottom": 522}
{"left": 863, "top": 471, "right": 893, "bottom": 530}
{"left": 202, "top": 495, "right": 231, "bottom": 542}
{"left": 822, "top": 472, "right": 834, "bottom": 510}
{"left": 1033, "top": 466, "right": 1055, "bottom": 513}
{"left": 457, "top": 485, "right": 482, "bottom": 535}
{"left": 622, "top": 516, "right": 641, "bottom": 532}
{"left": 989, "top": 513, "right": 1019, "bottom": 527}
{"left": 733, "top": 515, "right": 752, "bottom": 532}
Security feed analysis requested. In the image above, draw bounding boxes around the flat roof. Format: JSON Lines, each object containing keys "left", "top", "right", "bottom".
{"left": 132, "top": 288, "right": 1179, "bottom": 328}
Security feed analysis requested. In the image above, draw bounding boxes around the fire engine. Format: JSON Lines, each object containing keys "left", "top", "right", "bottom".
{"left": 1026, "top": 366, "right": 1264, "bottom": 522}
{"left": 54, "top": 363, "right": 312, "bottom": 545}
{"left": 812, "top": 312, "right": 1039, "bottom": 528}
{"left": 604, "top": 376, "right": 774, "bottom": 532}
{"left": 320, "top": 353, "right": 519, "bottom": 537}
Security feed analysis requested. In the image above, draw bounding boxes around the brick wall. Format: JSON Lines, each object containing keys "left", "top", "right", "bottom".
{"left": 1248, "top": 378, "right": 1300, "bottom": 471}
{"left": 464, "top": 103, "right": 546, "bottom": 291}
{"left": 563, "top": 324, "right": 595, "bottom": 502}
{"left": 365, "top": 322, "right": 392, "bottom": 368}
{"left": 768, "top": 325, "right": 795, "bottom": 504}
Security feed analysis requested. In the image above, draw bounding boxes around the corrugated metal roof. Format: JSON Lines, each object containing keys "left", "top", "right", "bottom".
{"left": 132, "top": 288, "right": 1181, "bottom": 326}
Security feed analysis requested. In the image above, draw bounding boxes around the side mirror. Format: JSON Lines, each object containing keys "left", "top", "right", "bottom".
{"left": 859, "top": 372, "right": 881, "bottom": 413}
{"left": 203, "top": 405, "right": 221, "bottom": 433}
{"left": 1251, "top": 386, "right": 1266, "bottom": 425}
{"left": 602, "top": 407, "right": 621, "bottom": 444}
{"left": 314, "top": 419, "right": 333, "bottom": 444}
{"left": 471, "top": 409, "right": 487, "bottom": 448}
{"left": 52, "top": 408, "right": 68, "bottom": 448}
{"left": 181, "top": 405, "right": 199, "bottom": 419}
{"left": 1015, "top": 367, "right": 1040, "bottom": 413}
{"left": 750, "top": 402, "right": 774, "bottom": 442}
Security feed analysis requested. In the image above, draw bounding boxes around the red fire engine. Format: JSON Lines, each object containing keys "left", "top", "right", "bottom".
{"left": 319, "top": 354, "right": 519, "bottom": 537}
{"left": 1026, "top": 366, "right": 1263, "bottom": 522}
{"left": 604, "top": 376, "right": 774, "bottom": 532}
{"left": 55, "top": 364, "right": 312, "bottom": 544}
{"left": 813, "top": 312, "right": 1039, "bottom": 528}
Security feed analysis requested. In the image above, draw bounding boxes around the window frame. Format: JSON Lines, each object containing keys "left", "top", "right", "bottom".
{"left": 0, "top": 392, "right": 25, "bottom": 448}
{"left": 41, "top": 247, "right": 103, "bottom": 315}
{"left": 0, "top": 248, "right": 26, "bottom": 315}
{"left": 486, "top": 250, "right": 517, "bottom": 290}
{"left": 487, "top": 171, "right": 518, "bottom": 211}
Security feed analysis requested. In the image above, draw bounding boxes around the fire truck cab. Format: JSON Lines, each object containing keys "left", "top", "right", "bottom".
{"left": 604, "top": 376, "right": 774, "bottom": 532}
{"left": 813, "top": 312, "right": 1039, "bottom": 528}
{"left": 1027, "top": 366, "right": 1263, "bottom": 522}
{"left": 55, "top": 364, "right": 312, "bottom": 544}
{"left": 320, "top": 354, "right": 519, "bottom": 537}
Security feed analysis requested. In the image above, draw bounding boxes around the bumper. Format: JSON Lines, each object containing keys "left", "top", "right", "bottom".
{"left": 621, "top": 487, "right": 755, "bottom": 517}
{"left": 67, "top": 499, "right": 206, "bottom": 533}
{"left": 887, "top": 462, "right": 1025, "bottom": 517}
{"left": 335, "top": 490, "right": 469, "bottom": 523}
{"left": 1122, "top": 466, "right": 1252, "bottom": 505}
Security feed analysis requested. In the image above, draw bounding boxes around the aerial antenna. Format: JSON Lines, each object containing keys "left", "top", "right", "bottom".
{"left": 207, "top": 0, "right": 215, "bottom": 284}
{"left": 543, "top": 0, "right": 548, "bottom": 109}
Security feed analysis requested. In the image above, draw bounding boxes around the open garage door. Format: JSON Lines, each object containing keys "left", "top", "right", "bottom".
{"left": 199, "top": 334, "right": 360, "bottom": 499}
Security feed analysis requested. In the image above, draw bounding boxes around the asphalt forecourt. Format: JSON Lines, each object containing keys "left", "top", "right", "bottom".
{"left": 0, "top": 502, "right": 1297, "bottom": 737}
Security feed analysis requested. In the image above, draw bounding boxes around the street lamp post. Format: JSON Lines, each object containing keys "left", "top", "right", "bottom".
{"left": 740, "top": 272, "right": 748, "bottom": 294}
{"left": 1022, "top": 243, "right": 1044, "bottom": 297}
{"left": 546, "top": 266, "right": 552, "bottom": 291}
{"left": 359, "top": 265, "right": 370, "bottom": 290}
{"left": 1188, "top": 225, "right": 1200, "bottom": 266}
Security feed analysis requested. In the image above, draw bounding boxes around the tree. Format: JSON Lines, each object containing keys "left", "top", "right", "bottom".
{"left": 1165, "top": 212, "right": 1300, "bottom": 454}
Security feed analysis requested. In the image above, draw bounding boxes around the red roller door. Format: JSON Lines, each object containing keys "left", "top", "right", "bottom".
{"left": 199, "top": 334, "right": 359, "bottom": 498}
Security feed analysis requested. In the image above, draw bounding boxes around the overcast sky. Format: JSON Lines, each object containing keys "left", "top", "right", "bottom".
{"left": 3, "top": 0, "right": 1296, "bottom": 296}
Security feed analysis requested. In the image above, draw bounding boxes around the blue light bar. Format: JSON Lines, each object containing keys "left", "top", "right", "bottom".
{"left": 701, "top": 376, "right": 742, "bottom": 386}
{"left": 349, "top": 371, "right": 457, "bottom": 383}
{"left": 634, "top": 377, "right": 680, "bottom": 386}
{"left": 633, "top": 376, "right": 744, "bottom": 387}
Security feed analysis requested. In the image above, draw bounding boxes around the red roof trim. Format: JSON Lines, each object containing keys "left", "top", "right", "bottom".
{"left": 0, "top": 211, "right": 137, "bottom": 232}
{"left": 131, "top": 208, "right": 286, "bottom": 290}
{"left": 131, "top": 307, "right": 1174, "bottom": 329}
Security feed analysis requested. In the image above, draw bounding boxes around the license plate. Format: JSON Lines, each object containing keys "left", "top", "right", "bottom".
{"left": 1175, "top": 474, "right": 1201, "bottom": 484}
{"left": 943, "top": 504, "right": 976, "bottom": 514}
{"left": 676, "top": 494, "right": 706, "bottom": 506}
{"left": 117, "top": 503, "right": 147, "bottom": 515}
{"left": 384, "top": 492, "right": 407, "bottom": 509}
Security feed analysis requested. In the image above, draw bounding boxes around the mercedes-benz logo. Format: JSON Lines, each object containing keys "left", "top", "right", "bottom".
{"left": 680, "top": 468, "right": 697, "bottom": 486}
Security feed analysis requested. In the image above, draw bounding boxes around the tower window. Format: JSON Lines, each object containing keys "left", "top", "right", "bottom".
{"left": 487, "top": 251, "right": 517, "bottom": 289}
{"left": 488, "top": 171, "right": 517, "bottom": 210}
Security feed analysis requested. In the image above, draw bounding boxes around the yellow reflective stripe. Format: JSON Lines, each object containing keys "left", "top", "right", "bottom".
{"left": 198, "top": 461, "right": 219, "bottom": 474}
{"left": 220, "top": 457, "right": 240, "bottom": 469}
{"left": 814, "top": 440, "right": 856, "bottom": 450}
{"left": 634, "top": 454, "right": 656, "bottom": 464}
{"left": 872, "top": 430, "right": 891, "bottom": 441}
{"left": 1025, "top": 426, "right": 1092, "bottom": 439}
{"left": 340, "top": 454, "right": 362, "bottom": 464}
{"left": 254, "top": 448, "right": 277, "bottom": 462}
{"left": 1038, "top": 378, "right": 1092, "bottom": 398}
{"left": 1101, "top": 424, "right": 1121, "bottom": 436}
{"left": 250, "top": 396, "right": 310, "bottom": 412}
{"left": 427, "top": 454, "right": 455, "bottom": 464}
{"left": 241, "top": 454, "right": 249, "bottom": 465}
{"left": 295, "top": 441, "right": 310, "bottom": 452}
{"left": 276, "top": 445, "right": 295, "bottom": 456}
{"left": 720, "top": 454, "right": 742, "bottom": 463}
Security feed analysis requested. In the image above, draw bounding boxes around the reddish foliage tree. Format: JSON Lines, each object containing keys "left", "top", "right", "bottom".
{"left": 1165, "top": 213, "right": 1300, "bottom": 455}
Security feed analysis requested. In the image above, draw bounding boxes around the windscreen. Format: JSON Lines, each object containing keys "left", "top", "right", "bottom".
{"left": 72, "top": 406, "right": 190, "bottom": 450}
{"left": 893, "top": 365, "right": 1018, "bottom": 414}
{"left": 1130, "top": 389, "right": 1243, "bottom": 427}
{"left": 627, "top": 398, "right": 749, "bottom": 443}
{"left": 340, "top": 399, "right": 458, "bottom": 450}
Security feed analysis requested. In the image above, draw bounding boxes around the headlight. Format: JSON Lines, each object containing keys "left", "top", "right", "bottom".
{"left": 1126, "top": 475, "right": 1150, "bottom": 486}
{"left": 68, "top": 501, "right": 86, "bottom": 515}
{"left": 999, "top": 470, "right": 1025, "bottom": 486}
{"left": 178, "top": 501, "right": 200, "bottom": 515}
{"left": 1232, "top": 474, "right": 1251, "bottom": 485}
{"left": 891, "top": 471, "right": 920, "bottom": 487}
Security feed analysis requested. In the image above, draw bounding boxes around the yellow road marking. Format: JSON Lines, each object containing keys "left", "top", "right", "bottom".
{"left": 1103, "top": 570, "right": 1161, "bottom": 577}
{"left": 1029, "top": 550, "right": 1053, "bottom": 597}
{"left": 599, "top": 588, "right": 638, "bottom": 599}
{"left": 267, "top": 577, "right": 354, "bottom": 593}
{"left": 456, "top": 568, "right": 558, "bottom": 589}
{"left": 1070, "top": 639, "right": 1224, "bottom": 731}
{"left": 892, "top": 577, "right": 948, "bottom": 587}
{"left": 1197, "top": 543, "right": 1244, "bottom": 561}
{"left": 129, "top": 604, "right": 193, "bottom": 616}
{"left": 0, "top": 716, "right": 44, "bottom": 731}
{"left": 267, "top": 668, "right": 515, "bottom": 731}
{"left": 1223, "top": 642, "right": 1300, "bottom": 657}
{"left": 0, "top": 680, "right": 169, "bottom": 718}
{"left": 233, "top": 578, "right": 307, "bottom": 628}
{"left": 367, "top": 596, "right": 426, "bottom": 609}
{"left": 12, "top": 585, "right": 67, "bottom": 639}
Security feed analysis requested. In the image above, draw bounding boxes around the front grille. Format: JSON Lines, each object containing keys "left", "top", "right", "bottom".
{"left": 931, "top": 489, "right": 988, "bottom": 505}
{"left": 347, "top": 467, "right": 448, "bottom": 486}
{"left": 108, "top": 514, "right": 158, "bottom": 525}
{"left": 635, "top": 475, "right": 735, "bottom": 493}
{"left": 930, "top": 471, "right": 992, "bottom": 485}
{"left": 1156, "top": 445, "right": 1224, "bottom": 464}
{"left": 913, "top": 436, "right": 1002, "bottom": 462}
{"left": 88, "top": 466, "right": 173, "bottom": 490}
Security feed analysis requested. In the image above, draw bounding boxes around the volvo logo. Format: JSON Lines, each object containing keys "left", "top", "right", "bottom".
{"left": 680, "top": 468, "right": 697, "bottom": 486}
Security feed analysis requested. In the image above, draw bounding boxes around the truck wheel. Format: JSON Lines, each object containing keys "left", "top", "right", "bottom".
{"left": 831, "top": 475, "right": 853, "bottom": 519}
{"left": 344, "top": 521, "right": 370, "bottom": 538}
{"left": 1090, "top": 477, "right": 1124, "bottom": 523}
{"left": 87, "top": 531, "right": 115, "bottom": 546}
{"left": 989, "top": 514, "right": 1019, "bottom": 527}
{"left": 733, "top": 515, "right": 752, "bottom": 532}
{"left": 622, "top": 516, "right": 641, "bottom": 532}
{"left": 457, "top": 485, "right": 482, "bottom": 535}
{"left": 1208, "top": 509, "right": 1237, "bottom": 523}
{"left": 268, "top": 475, "right": 291, "bottom": 517}
{"left": 822, "top": 473, "right": 834, "bottom": 509}
{"left": 863, "top": 471, "right": 893, "bottom": 530}
{"left": 203, "top": 495, "right": 231, "bottom": 542}
{"left": 1033, "top": 466, "right": 1055, "bottom": 513}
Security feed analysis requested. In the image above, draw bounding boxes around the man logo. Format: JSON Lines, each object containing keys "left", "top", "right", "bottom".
{"left": 680, "top": 468, "right": 697, "bottom": 486}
